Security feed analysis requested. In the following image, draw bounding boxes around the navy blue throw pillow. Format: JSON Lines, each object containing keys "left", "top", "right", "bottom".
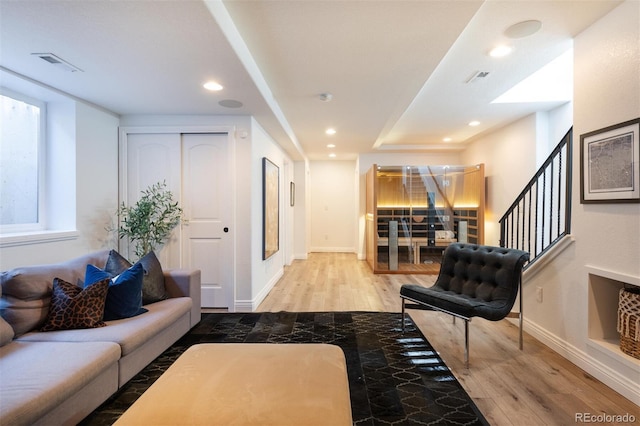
{"left": 85, "top": 263, "right": 148, "bottom": 321}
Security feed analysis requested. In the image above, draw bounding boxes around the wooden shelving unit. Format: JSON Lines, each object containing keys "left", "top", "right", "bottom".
{"left": 366, "top": 164, "right": 485, "bottom": 274}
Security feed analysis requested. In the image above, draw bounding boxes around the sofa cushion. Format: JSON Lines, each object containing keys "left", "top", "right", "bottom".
{"left": 0, "top": 250, "right": 110, "bottom": 336}
{"left": 17, "top": 297, "right": 192, "bottom": 356}
{"left": 40, "top": 278, "right": 109, "bottom": 332}
{"left": 0, "top": 317, "right": 13, "bottom": 347}
{"left": 105, "top": 250, "right": 167, "bottom": 305}
{"left": 85, "top": 264, "right": 148, "bottom": 321}
{"left": 0, "top": 340, "right": 120, "bottom": 426}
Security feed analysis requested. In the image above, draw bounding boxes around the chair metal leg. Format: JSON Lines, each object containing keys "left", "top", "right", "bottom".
{"left": 464, "top": 319, "right": 470, "bottom": 368}
{"left": 519, "top": 275, "right": 524, "bottom": 350}
{"left": 507, "top": 272, "right": 525, "bottom": 351}
{"left": 401, "top": 300, "right": 405, "bottom": 333}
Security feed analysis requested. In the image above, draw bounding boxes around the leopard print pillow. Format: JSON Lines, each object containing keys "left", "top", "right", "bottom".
{"left": 40, "top": 277, "right": 109, "bottom": 331}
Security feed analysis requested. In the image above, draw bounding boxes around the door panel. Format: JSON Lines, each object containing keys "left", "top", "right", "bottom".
{"left": 181, "top": 133, "right": 232, "bottom": 308}
{"left": 125, "top": 133, "right": 181, "bottom": 267}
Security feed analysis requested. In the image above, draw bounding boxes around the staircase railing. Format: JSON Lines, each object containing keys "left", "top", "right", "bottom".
{"left": 499, "top": 128, "right": 572, "bottom": 267}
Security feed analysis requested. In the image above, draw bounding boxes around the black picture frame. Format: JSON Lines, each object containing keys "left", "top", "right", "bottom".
{"left": 580, "top": 118, "right": 640, "bottom": 204}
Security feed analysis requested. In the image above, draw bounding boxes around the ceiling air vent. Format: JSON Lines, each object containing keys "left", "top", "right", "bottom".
{"left": 32, "top": 53, "right": 83, "bottom": 72}
{"left": 466, "top": 71, "right": 490, "bottom": 84}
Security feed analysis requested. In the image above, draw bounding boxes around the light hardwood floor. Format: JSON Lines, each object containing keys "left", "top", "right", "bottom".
{"left": 258, "top": 252, "right": 639, "bottom": 426}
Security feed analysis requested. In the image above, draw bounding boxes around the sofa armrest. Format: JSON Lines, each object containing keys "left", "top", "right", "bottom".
{"left": 164, "top": 269, "right": 201, "bottom": 327}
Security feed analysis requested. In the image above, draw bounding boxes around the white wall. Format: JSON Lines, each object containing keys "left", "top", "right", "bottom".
{"left": 309, "top": 161, "right": 357, "bottom": 253}
{"left": 249, "top": 118, "right": 293, "bottom": 310}
{"left": 293, "top": 160, "right": 310, "bottom": 259}
{"left": 462, "top": 114, "right": 539, "bottom": 246}
{"left": 75, "top": 103, "right": 121, "bottom": 252}
{"left": 534, "top": 0, "right": 639, "bottom": 401}
{"left": 469, "top": 1, "right": 639, "bottom": 402}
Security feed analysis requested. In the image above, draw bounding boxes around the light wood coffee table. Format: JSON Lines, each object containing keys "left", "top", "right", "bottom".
{"left": 114, "top": 343, "right": 352, "bottom": 425}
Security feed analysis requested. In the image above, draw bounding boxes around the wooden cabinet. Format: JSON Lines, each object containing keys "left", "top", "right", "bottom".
{"left": 366, "top": 164, "right": 484, "bottom": 273}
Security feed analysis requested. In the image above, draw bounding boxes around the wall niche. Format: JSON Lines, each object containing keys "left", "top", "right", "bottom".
{"left": 587, "top": 266, "right": 640, "bottom": 369}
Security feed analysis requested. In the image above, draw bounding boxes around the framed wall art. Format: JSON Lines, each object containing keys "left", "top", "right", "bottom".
{"left": 580, "top": 118, "right": 640, "bottom": 204}
{"left": 262, "top": 157, "right": 279, "bottom": 259}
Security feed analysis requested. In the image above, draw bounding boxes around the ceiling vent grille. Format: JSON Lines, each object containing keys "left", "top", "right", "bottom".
{"left": 32, "top": 53, "right": 83, "bottom": 72}
{"left": 466, "top": 71, "right": 490, "bottom": 83}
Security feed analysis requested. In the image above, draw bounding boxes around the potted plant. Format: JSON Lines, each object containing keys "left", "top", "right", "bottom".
{"left": 115, "top": 181, "right": 183, "bottom": 259}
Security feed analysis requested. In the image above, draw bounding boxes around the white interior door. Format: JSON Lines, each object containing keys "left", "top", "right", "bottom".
{"left": 181, "top": 133, "right": 233, "bottom": 309}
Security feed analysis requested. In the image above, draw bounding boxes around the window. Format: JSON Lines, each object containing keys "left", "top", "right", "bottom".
{"left": 0, "top": 90, "right": 45, "bottom": 232}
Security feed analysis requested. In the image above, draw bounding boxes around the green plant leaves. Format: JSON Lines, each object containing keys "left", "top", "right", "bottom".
{"left": 116, "top": 181, "right": 183, "bottom": 259}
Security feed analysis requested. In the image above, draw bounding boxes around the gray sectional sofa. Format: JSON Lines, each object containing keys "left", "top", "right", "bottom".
{"left": 0, "top": 250, "right": 201, "bottom": 425}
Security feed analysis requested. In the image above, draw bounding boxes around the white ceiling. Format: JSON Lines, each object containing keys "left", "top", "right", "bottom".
{"left": 0, "top": 0, "right": 622, "bottom": 161}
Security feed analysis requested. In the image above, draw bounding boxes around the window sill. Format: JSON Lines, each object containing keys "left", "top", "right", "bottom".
{"left": 0, "top": 230, "right": 79, "bottom": 248}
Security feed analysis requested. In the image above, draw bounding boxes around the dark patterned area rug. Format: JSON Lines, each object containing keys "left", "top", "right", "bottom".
{"left": 81, "top": 312, "right": 487, "bottom": 426}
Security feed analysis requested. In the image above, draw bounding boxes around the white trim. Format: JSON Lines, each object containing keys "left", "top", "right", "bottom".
{"left": 236, "top": 267, "right": 284, "bottom": 312}
{"left": 309, "top": 247, "right": 356, "bottom": 253}
{"left": 523, "top": 234, "right": 575, "bottom": 280}
{"left": 525, "top": 318, "right": 640, "bottom": 404}
{"left": 585, "top": 265, "right": 640, "bottom": 287}
{"left": 204, "top": 1, "right": 306, "bottom": 161}
{"left": 0, "top": 230, "right": 78, "bottom": 247}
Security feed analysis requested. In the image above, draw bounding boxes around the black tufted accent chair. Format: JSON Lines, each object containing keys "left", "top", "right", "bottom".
{"left": 400, "top": 243, "right": 529, "bottom": 367}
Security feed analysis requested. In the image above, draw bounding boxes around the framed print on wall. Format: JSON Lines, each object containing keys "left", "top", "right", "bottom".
{"left": 262, "top": 157, "right": 279, "bottom": 259}
{"left": 580, "top": 118, "right": 640, "bottom": 204}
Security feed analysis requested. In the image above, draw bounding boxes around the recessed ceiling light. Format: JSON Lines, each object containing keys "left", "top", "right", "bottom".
{"left": 469, "top": 121, "right": 481, "bottom": 127}
{"left": 325, "top": 128, "right": 336, "bottom": 135}
{"left": 327, "top": 144, "right": 336, "bottom": 148}
{"left": 489, "top": 45, "right": 512, "bottom": 58}
{"left": 505, "top": 20, "right": 542, "bottom": 39}
{"left": 203, "top": 81, "right": 223, "bottom": 91}
{"left": 443, "top": 137, "right": 452, "bottom": 142}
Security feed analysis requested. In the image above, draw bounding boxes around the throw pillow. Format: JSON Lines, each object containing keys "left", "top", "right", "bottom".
{"left": 40, "top": 278, "right": 109, "bottom": 331}
{"left": 85, "top": 263, "right": 148, "bottom": 321}
{"left": 137, "top": 251, "right": 168, "bottom": 304}
{"left": 105, "top": 250, "right": 168, "bottom": 305}
{"left": 104, "top": 249, "right": 131, "bottom": 276}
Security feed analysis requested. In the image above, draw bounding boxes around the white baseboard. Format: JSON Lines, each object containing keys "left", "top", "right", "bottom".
{"left": 234, "top": 267, "right": 284, "bottom": 312}
{"left": 524, "top": 318, "right": 640, "bottom": 405}
{"left": 309, "top": 246, "right": 355, "bottom": 253}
